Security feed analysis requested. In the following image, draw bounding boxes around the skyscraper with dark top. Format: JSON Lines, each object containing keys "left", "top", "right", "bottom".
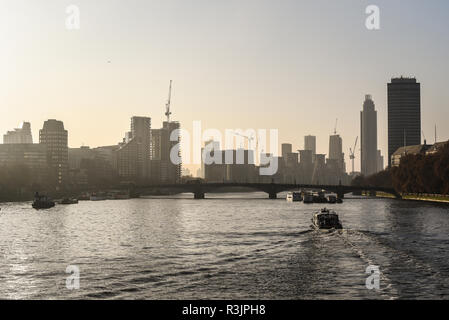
{"left": 361, "top": 95, "right": 378, "bottom": 176}
{"left": 387, "top": 77, "right": 421, "bottom": 167}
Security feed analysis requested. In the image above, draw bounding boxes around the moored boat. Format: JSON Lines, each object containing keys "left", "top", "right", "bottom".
{"left": 32, "top": 192, "right": 55, "bottom": 209}
{"left": 303, "top": 192, "right": 314, "bottom": 204}
{"left": 114, "top": 192, "right": 130, "bottom": 200}
{"left": 90, "top": 192, "right": 107, "bottom": 201}
{"left": 287, "top": 191, "right": 303, "bottom": 202}
{"left": 59, "top": 198, "right": 78, "bottom": 205}
{"left": 313, "top": 190, "right": 328, "bottom": 203}
{"left": 327, "top": 195, "right": 337, "bottom": 204}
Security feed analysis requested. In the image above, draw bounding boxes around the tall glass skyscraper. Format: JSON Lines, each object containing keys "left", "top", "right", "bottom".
{"left": 387, "top": 77, "right": 421, "bottom": 167}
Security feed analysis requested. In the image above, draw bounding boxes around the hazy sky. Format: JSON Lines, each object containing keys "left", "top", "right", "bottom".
{"left": 1, "top": 0, "right": 449, "bottom": 173}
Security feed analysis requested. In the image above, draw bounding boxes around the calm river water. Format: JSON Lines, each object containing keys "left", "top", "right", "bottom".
{"left": 1, "top": 193, "right": 449, "bottom": 299}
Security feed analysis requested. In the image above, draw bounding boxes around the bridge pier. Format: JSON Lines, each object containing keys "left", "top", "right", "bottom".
{"left": 194, "top": 192, "right": 205, "bottom": 199}
{"left": 268, "top": 192, "right": 277, "bottom": 199}
{"left": 336, "top": 187, "right": 345, "bottom": 199}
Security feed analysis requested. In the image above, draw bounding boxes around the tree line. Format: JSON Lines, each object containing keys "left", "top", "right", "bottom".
{"left": 352, "top": 142, "right": 449, "bottom": 195}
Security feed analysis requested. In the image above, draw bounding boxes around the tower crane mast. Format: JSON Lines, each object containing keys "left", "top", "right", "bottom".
{"left": 165, "top": 80, "right": 172, "bottom": 123}
{"left": 349, "top": 136, "right": 358, "bottom": 175}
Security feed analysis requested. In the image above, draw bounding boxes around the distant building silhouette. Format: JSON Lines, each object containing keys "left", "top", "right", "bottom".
{"left": 3, "top": 122, "right": 33, "bottom": 144}
{"left": 304, "top": 135, "right": 316, "bottom": 162}
{"left": 151, "top": 121, "right": 181, "bottom": 184}
{"left": 361, "top": 94, "right": 378, "bottom": 176}
{"left": 387, "top": 77, "right": 421, "bottom": 167}
{"left": 281, "top": 143, "right": 292, "bottom": 158}
{"left": 201, "top": 140, "right": 224, "bottom": 182}
{"left": 0, "top": 143, "right": 48, "bottom": 183}
{"left": 312, "top": 154, "right": 327, "bottom": 184}
{"left": 68, "top": 145, "right": 117, "bottom": 187}
{"left": 298, "top": 149, "right": 313, "bottom": 184}
{"left": 116, "top": 116, "right": 151, "bottom": 182}
{"left": 328, "top": 134, "right": 345, "bottom": 174}
{"left": 39, "top": 119, "right": 68, "bottom": 187}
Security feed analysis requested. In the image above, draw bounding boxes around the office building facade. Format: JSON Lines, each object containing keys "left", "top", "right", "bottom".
{"left": 304, "top": 135, "right": 316, "bottom": 161}
{"left": 3, "top": 122, "right": 33, "bottom": 144}
{"left": 39, "top": 119, "right": 68, "bottom": 186}
{"left": 387, "top": 77, "right": 421, "bottom": 166}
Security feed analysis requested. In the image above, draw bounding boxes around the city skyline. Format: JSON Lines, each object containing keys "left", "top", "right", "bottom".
{"left": 2, "top": 2, "right": 449, "bottom": 304}
{"left": 2, "top": 0, "right": 449, "bottom": 174}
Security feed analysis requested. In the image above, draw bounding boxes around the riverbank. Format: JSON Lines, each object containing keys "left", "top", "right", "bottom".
{"left": 375, "top": 192, "right": 449, "bottom": 204}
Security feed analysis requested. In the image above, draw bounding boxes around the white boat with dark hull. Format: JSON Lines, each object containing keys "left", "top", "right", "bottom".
{"left": 311, "top": 208, "right": 343, "bottom": 230}
{"left": 286, "top": 192, "right": 303, "bottom": 202}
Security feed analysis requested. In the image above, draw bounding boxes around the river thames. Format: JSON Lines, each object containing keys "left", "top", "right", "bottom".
{"left": 1, "top": 193, "right": 449, "bottom": 299}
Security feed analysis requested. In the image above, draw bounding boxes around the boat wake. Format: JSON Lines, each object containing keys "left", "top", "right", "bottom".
{"left": 334, "top": 229, "right": 449, "bottom": 299}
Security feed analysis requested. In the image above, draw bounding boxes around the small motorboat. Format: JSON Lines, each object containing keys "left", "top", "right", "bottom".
{"left": 287, "top": 191, "right": 303, "bottom": 202}
{"left": 32, "top": 192, "right": 55, "bottom": 209}
{"left": 59, "top": 198, "right": 79, "bottom": 205}
{"left": 311, "top": 208, "right": 343, "bottom": 230}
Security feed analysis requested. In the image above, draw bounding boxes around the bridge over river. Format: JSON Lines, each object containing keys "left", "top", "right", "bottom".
{"left": 128, "top": 182, "right": 400, "bottom": 200}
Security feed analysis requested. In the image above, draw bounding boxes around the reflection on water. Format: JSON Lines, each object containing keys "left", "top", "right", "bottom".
{"left": 0, "top": 193, "right": 448, "bottom": 299}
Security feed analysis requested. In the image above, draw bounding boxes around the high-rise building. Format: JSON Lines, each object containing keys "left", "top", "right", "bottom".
{"left": 151, "top": 121, "right": 181, "bottom": 184}
{"left": 3, "top": 122, "right": 33, "bottom": 144}
{"left": 387, "top": 77, "right": 421, "bottom": 167}
{"left": 131, "top": 116, "right": 152, "bottom": 179}
{"left": 116, "top": 116, "right": 151, "bottom": 181}
{"left": 281, "top": 143, "right": 292, "bottom": 159}
{"left": 361, "top": 95, "right": 378, "bottom": 176}
{"left": 312, "top": 154, "right": 326, "bottom": 184}
{"left": 304, "top": 135, "right": 316, "bottom": 161}
{"left": 201, "top": 140, "right": 224, "bottom": 182}
{"left": 224, "top": 149, "right": 256, "bottom": 183}
{"left": 39, "top": 119, "right": 68, "bottom": 186}
{"left": 329, "top": 134, "right": 345, "bottom": 173}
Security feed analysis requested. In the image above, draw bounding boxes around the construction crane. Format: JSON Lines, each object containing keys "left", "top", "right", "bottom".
{"left": 349, "top": 136, "right": 358, "bottom": 175}
{"left": 422, "top": 130, "right": 427, "bottom": 145}
{"left": 334, "top": 118, "right": 338, "bottom": 135}
{"left": 231, "top": 131, "right": 259, "bottom": 151}
{"left": 165, "top": 80, "right": 172, "bottom": 123}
